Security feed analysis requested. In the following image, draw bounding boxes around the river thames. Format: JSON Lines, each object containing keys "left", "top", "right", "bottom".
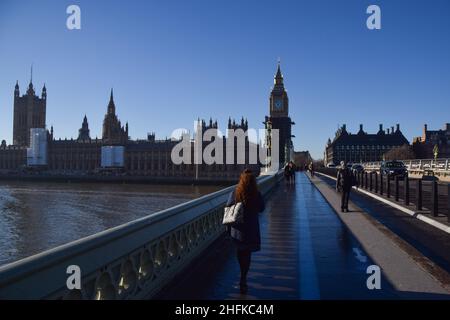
{"left": 0, "top": 181, "right": 220, "bottom": 266}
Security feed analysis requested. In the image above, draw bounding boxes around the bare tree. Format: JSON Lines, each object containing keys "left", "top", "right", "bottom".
{"left": 383, "top": 144, "right": 415, "bottom": 161}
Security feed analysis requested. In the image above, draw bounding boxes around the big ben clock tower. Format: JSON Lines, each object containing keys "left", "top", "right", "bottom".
{"left": 265, "top": 62, "right": 295, "bottom": 166}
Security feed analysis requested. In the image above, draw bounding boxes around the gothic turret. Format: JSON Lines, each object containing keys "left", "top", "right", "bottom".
{"left": 102, "top": 89, "right": 128, "bottom": 145}
{"left": 42, "top": 84, "right": 47, "bottom": 100}
{"left": 14, "top": 81, "right": 19, "bottom": 98}
{"left": 78, "top": 115, "right": 91, "bottom": 141}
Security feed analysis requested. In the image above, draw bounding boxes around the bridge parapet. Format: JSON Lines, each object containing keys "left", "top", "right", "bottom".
{"left": 0, "top": 171, "right": 282, "bottom": 299}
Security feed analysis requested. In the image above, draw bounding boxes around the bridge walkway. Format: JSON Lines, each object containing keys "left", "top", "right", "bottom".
{"left": 158, "top": 172, "right": 398, "bottom": 299}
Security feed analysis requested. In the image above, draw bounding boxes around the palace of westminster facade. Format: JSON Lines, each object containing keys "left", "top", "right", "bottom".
{"left": 0, "top": 65, "right": 294, "bottom": 181}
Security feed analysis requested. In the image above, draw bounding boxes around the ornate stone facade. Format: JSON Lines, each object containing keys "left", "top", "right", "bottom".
{"left": 13, "top": 77, "right": 46, "bottom": 146}
{"left": 0, "top": 76, "right": 260, "bottom": 181}
{"left": 324, "top": 124, "right": 409, "bottom": 165}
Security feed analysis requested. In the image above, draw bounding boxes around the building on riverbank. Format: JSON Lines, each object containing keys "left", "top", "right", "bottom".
{"left": 412, "top": 123, "right": 450, "bottom": 159}
{"left": 0, "top": 77, "right": 260, "bottom": 182}
{"left": 324, "top": 124, "right": 409, "bottom": 165}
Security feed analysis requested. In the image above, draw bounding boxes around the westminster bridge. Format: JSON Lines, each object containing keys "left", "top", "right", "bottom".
{"left": 0, "top": 170, "right": 449, "bottom": 299}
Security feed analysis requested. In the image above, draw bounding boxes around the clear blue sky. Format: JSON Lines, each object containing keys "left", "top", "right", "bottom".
{"left": 1, "top": 0, "right": 449, "bottom": 159}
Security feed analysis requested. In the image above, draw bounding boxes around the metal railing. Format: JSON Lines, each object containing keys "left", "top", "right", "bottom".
{"left": 363, "top": 158, "right": 450, "bottom": 173}
{"left": 317, "top": 167, "right": 450, "bottom": 223}
{"left": 361, "top": 159, "right": 450, "bottom": 182}
{"left": 0, "top": 171, "right": 283, "bottom": 299}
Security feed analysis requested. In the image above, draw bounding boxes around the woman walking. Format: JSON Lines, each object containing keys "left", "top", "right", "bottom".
{"left": 226, "top": 169, "right": 265, "bottom": 294}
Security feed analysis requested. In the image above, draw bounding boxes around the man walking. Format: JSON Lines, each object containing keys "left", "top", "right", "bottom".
{"left": 336, "top": 160, "right": 353, "bottom": 212}
{"left": 309, "top": 161, "right": 315, "bottom": 178}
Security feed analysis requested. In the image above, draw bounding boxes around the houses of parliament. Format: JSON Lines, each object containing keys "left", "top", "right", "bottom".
{"left": 0, "top": 64, "right": 294, "bottom": 181}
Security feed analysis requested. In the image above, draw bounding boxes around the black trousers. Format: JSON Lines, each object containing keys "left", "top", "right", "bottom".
{"left": 341, "top": 189, "right": 350, "bottom": 209}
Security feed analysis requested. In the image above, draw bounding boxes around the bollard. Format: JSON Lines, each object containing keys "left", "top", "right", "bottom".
{"left": 365, "top": 172, "right": 368, "bottom": 189}
{"left": 360, "top": 171, "right": 363, "bottom": 188}
{"left": 387, "top": 175, "right": 391, "bottom": 198}
{"left": 369, "top": 172, "right": 373, "bottom": 192}
{"left": 416, "top": 179, "right": 422, "bottom": 211}
{"left": 380, "top": 173, "right": 383, "bottom": 195}
{"left": 404, "top": 176, "right": 409, "bottom": 206}
{"left": 374, "top": 172, "right": 378, "bottom": 193}
{"left": 447, "top": 184, "right": 450, "bottom": 223}
{"left": 395, "top": 176, "right": 399, "bottom": 202}
{"left": 361, "top": 171, "right": 364, "bottom": 188}
{"left": 431, "top": 180, "right": 438, "bottom": 217}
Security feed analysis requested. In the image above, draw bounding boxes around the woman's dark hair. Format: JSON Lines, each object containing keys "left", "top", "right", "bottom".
{"left": 235, "top": 169, "right": 258, "bottom": 206}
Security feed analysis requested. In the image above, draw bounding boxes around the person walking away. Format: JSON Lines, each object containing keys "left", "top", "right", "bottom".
{"left": 226, "top": 169, "right": 265, "bottom": 294}
{"left": 309, "top": 161, "right": 315, "bottom": 178}
{"left": 336, "top": 160, "right": 353, "bottom": 212}
{"left": 284, "top": 163, "right": 291, "bottom": 185}
{"left": 289, "top": 161, "right": 296, "bottom": 184}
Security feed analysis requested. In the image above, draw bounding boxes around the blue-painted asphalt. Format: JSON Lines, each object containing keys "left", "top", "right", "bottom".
{"left": 159, "top": 172, "right": 398, "bottom": 299}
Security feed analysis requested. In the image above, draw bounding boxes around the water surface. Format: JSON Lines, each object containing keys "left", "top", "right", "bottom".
{"left": 0, "top": 181, "right": 220, "bottom": 266}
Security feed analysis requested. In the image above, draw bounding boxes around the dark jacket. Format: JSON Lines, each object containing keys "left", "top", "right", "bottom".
{"left": 284, "top": 165, "right": 291, "bottom": 177}
{"left": 336, "top": 167, "right": 354, "bottom": 192}
{"left": 226, "top": 189, "right": 265, "bottom": 252}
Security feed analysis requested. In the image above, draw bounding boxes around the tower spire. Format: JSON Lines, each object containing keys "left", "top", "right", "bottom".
{"left": 274, "top": 59, "right": 283, "bottom": 86}
{"left": 27, "top": 64, "right": 35, "bottom": 95}
{"left": 276, "top": 60, "right": 282, "bottom": 78}
{"left": 30, "top": 64, "right": 33, "bottom": 84}
{"left": 107, "top": 88, "right": 116, "bottom": 114}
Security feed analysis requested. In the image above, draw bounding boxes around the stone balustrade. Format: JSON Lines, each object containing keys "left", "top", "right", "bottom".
{"left": 0, "top": 171, "right": 282, "bottom": 299}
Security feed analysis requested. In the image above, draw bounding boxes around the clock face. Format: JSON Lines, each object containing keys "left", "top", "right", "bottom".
{"left": 274, "top": 99, "right": 283, "bottom": 110}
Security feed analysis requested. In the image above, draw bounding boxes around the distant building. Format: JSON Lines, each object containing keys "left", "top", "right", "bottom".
{"left": 13, "top": 76, "right": 46, "bottom": 146}
{"left": 412, "top": 123, "right": 450, "bottom": 159}
{"left": 293, "top": 151, "right": 312, "bottom": 169}
{"left": 0, "top": 74, "right": 260, "bottom": 181}
{"left": 324, "top": 124, "right": 409, "bottom": 165}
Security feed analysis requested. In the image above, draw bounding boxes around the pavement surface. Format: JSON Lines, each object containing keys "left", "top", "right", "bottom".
{"left": 310, "top": 173, "right": 450, "bottom": 298}
{"left": 159, "top": 172, "right": 408, "bottom": 300}
{"left": 316, "top": 172, "right": 450, "bottom": 275}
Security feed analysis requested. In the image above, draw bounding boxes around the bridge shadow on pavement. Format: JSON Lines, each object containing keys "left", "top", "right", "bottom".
{"left": 158, "top": 172, "right": 400, "bottom": 300}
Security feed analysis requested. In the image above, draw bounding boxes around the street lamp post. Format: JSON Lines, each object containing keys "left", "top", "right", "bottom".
{"left": 265, "top": 118, "right": 272, "bottom": 173}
